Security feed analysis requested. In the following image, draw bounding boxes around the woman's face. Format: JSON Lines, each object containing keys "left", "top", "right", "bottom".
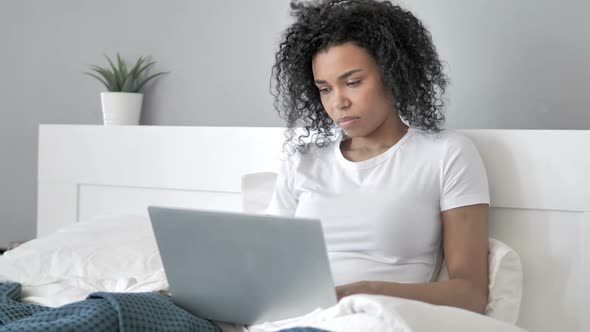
{"left": 312, "top": 42, "right": 396, "bottom": 138}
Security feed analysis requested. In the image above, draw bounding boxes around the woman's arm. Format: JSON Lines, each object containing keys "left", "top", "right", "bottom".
{"left": 336, "top": 204, "right": 489, "bottom": 314}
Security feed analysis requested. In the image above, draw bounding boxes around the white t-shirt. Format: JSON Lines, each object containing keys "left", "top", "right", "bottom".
{"left": 266, "top": 128, "right": 490, "bottom": 286}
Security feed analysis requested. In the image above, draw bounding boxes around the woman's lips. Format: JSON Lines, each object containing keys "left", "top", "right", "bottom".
{"left": 338, "top": 117, "right": 360, "bottom": 129}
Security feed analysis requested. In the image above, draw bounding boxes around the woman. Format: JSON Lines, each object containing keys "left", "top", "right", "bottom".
{"left": 268, "top": 0, "right": 490, "bottom": 314}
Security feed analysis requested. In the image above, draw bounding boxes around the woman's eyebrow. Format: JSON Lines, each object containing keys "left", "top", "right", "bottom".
{"left": 314, "top": 69, "right": 364, "bottom": 84}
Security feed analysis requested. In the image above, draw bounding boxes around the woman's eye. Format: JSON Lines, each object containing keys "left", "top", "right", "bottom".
{"left": 318, "top": 87, "right": 330, "bottom": 94}
{"left": 347, "top": 80, "right": 360, "bottom": 87}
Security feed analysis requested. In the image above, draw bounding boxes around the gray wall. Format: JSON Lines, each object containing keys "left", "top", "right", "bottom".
{"left": 1, "top": 0, "right": 589, "bottom": 246}
{"left": 402, "top": 0, "right": 590, "bottom": 129}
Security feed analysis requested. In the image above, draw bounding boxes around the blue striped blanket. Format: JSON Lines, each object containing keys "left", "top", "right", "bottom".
{"left": 0, "top": 282, "right": 328, "bottom": 332}
{"left": 0, "top": 282, "right": 221, "bottom": 331}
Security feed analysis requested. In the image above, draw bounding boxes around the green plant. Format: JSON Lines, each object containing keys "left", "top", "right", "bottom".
{"left": 85, "top": 53, "right": 167, "bottom": 93}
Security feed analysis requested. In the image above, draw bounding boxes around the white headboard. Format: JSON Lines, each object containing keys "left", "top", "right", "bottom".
{"left": 37, "top": 124, "right": 589, "bottom": 332}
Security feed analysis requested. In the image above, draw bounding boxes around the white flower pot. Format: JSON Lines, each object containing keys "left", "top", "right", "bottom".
{"left": 100, "top": 92, "right": 143, "bottom": 126}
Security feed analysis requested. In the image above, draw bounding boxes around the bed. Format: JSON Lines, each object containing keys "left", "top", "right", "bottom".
{"left": 2, "top": 124, "right": 589, "bottom": 331}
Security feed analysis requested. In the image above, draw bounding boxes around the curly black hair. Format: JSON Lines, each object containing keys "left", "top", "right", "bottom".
{"left": 271, "top": 0, "right": 447, "bottom": 152}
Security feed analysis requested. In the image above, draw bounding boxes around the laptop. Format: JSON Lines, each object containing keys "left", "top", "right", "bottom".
{"left": 148, "top": 206, "right": 337, "bottom": 325}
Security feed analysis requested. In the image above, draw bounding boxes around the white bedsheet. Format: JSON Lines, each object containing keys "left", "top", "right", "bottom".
{"left": 0, "top": 214, "right": 168, "bottom": 307}
{"left": 0, "top": 214, "right": 526, "bottom": 331}
{"left": 216, "top": 295, "right": 526, "bottom": 332}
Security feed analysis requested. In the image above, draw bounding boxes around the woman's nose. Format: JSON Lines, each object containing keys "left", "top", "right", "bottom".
{"left": 332, "top": 89, "right": 351, "bottom": 111}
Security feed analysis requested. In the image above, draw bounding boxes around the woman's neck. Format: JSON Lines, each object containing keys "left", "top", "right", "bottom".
{"left": 341, "top": 113, "right": 409, "bottom": 161}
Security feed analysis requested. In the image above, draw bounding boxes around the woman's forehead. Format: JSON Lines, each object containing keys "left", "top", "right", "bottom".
{"left": 312, "top": 43, "right": 376, "bottom": 80}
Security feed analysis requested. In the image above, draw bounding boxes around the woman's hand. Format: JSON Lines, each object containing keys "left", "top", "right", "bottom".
{"left": 335, "top": 280, "right": 375, "bottom": 300}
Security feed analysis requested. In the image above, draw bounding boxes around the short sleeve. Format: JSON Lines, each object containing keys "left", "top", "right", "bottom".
{"left": 440, "top": 134, "right": 490, "bottom": 211}
{"left": 265, "top": 155, "right": 298, "bottom": 216}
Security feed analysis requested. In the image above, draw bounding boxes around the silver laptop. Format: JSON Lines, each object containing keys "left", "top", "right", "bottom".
{"left": 148, "top": 206, "right": 337, "bottom": 325}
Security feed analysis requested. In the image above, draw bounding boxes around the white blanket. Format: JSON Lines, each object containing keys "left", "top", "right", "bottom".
{"left": 0, "top": 214, "right": 168, "bottom": 307}
{"left": 0, "top": 214, "right": 526, "bottom": 331}
{"left": 214, "top": 294, "right": 526, "bottom": 332}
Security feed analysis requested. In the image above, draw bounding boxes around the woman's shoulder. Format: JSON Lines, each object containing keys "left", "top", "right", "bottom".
{"left": 406, "top": 129, "right": 481, "bottom": 164}
{"left": 409, "top": 128, "right": 476, "bottom": 150}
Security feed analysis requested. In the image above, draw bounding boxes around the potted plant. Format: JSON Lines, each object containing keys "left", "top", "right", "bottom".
{"left": 85, "top": 53, "right": 167, "bottom": 125}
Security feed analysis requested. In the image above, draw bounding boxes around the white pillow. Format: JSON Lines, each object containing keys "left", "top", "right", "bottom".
{"left": 241, "top": 172, "right": 279, "bottom": 214}
{"left": 0, "top": 214, "right": 167, "bottom": 307}
{"left": 437, "top": 238, "right": 523, "bottom": 324}
{"left": 240, "top": 172, "right": 523, "bottom": 325}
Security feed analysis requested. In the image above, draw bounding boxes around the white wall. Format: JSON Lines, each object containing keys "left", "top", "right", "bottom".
{"left": 1, "top": 0, "right": 589, "bottom": 246}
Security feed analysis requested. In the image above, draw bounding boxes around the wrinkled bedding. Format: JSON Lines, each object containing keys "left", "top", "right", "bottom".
{"left": 0, "top": 282, "right": 222, "bottom": 332}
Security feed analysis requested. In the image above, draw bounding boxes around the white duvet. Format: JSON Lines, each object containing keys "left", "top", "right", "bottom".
{"left": 0, "top": 215, "right": 526, "bottom": 332}
{"left": 0, "top": 214, "right": 168, "bottom": 307}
